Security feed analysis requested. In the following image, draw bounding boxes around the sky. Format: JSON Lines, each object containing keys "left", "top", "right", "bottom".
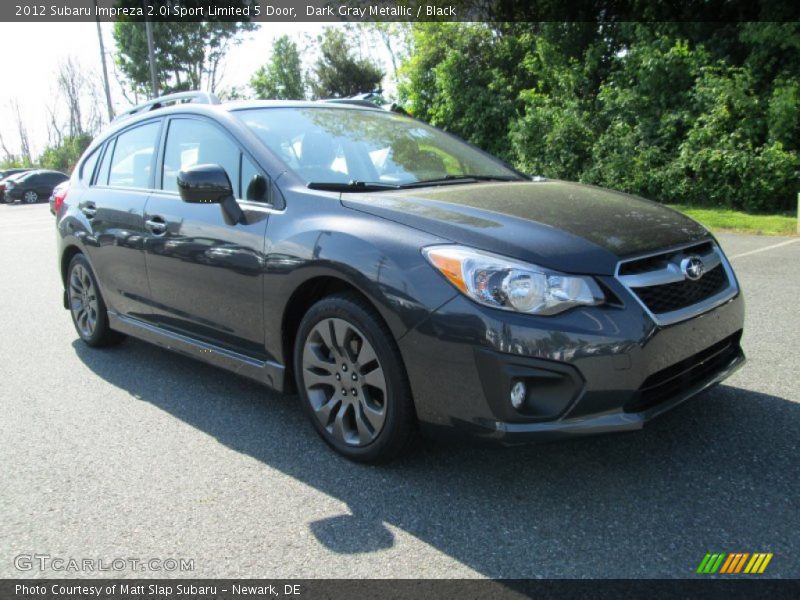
{"left": 0, "top": 22, "right": 393, "bottom": 159}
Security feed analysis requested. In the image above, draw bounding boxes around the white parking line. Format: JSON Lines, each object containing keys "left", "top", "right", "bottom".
{"left": 729, "top": 238, "right": 800, "bottom": 260}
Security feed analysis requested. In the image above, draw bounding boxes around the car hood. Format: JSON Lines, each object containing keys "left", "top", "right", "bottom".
{"left": 341, "top": 180, "right": 710, "bottom": 275}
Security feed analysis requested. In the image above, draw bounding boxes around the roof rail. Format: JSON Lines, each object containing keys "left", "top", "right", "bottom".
{"left": 114, "top": 91, "right": 221, "bottom": 122}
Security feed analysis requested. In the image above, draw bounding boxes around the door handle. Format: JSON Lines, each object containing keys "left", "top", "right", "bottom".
{"left": 145, "top": 216, "right": 167, "bottom": 236}
{"left": 81, "top": 203, "right": 96, "bottom": 219}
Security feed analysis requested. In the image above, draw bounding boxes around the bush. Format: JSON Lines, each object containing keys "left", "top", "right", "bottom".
{"left": 398, "top": 24, "right": 800, "bottom": 213}
{"left": 38, "top": 134, "right": 93, "bottom": 175}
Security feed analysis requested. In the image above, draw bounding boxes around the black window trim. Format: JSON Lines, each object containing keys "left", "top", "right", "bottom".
{"left": 93, "top": 117, "right": 164, "bottom": 193}
{"left": 94, "top": 138, "right": 116, "bottom": 187}
{"left": 79, "top": 145, "right": 102, "bottom": 185}
{"left": 156, "top": 113, "right": 275, "bottom": 206}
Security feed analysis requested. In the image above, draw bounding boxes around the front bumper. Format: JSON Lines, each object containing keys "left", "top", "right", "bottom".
{"left": 397, "top": 277, "right": 745, "bottom": 443}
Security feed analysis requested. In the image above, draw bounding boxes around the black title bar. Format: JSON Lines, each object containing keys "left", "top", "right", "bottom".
{"left": 3, "top": 0, "right": 800, "bottom": 22}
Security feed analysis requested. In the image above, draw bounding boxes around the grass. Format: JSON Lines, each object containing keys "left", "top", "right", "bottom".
{"left": 668, "top": 204, "right": 798, "bottom": 236}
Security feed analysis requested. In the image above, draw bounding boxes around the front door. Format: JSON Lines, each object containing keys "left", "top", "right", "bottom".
{"left": 142, "top": 116, "right": 270, "bottom": 358}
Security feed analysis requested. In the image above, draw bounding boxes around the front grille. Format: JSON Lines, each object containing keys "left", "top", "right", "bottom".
{"left": 625, "top": 331, "right": 742, "bottom": 413}
{"left": 616, "top": 241, "right": 737, "bottom": 324}
{"left": 619, "top": 242, "right": 713, "bottom": 276}
{"left": 632, "top": 264, "right": 728, "bottom": 314}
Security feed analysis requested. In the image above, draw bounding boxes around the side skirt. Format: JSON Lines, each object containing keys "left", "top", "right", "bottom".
{"left": 107, "top": 312, "right": 285, "bottom": 392}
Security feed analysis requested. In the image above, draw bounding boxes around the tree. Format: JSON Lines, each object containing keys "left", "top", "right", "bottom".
{"left": 35, "top": 58, "right": 104, "bottom": 174}
{"left": 10, "top": 101, "right": 32, "bottom": 166}
{"left": 309, "top": 28, "right": 383, "bottom": 99}
{"left": 251, "top": 35, "right": 305, "bottom": 100}
{"left": 113, "top": 18, "right": 255, "bottom": 96}
{"left": 55, "top": 57, "right": 103, "bottom": 139}
{"left": 399, "top": 23, "right": 532, "bottom": 160}
{"left": 397, "top": 22, "right": 800, "bottom": 213}
{"left": 356, "top": 23, "right": 410, "bottom": 81}
{"left": 39, "top": 133, "right": 93, "bottom": 174}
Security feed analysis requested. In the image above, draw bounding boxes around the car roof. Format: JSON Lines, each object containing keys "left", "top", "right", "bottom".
{"left": 224, "top": 99, "right": 384, "bottom": 111}
{"left": 4, "top": 171, "right": 31, "bottom": 180}
{"left": 88, "top": 95, "right": 393, "bottom": 159}
{"left": 110, "top": 98, "right": 384, "bottom": 132}
{"left": 17, "top": 169, "right": 66, "bottom": 177}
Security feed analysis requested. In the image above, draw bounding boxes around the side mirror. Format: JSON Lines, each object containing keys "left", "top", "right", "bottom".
{"left": 177, "top": 163, "right": 244, "bottom": 224}
{"left": 177, "top": 164, "right": 233, "bottom": 204}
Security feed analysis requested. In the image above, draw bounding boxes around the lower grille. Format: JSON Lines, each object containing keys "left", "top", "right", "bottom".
{"left": 625, "top": 331, "right": 743, "bottom": 413}
{"left": 632, "top": 264, "right": 727, "bottom": 314}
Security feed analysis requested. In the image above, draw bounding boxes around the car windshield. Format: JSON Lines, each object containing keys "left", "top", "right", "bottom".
{"left": 234, "top": 107, "right": 522, "bottom": 189}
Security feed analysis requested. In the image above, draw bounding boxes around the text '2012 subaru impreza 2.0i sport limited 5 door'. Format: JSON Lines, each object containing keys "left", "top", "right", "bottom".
{"left": 55, "top": 91, "right": 745, "bottom": 462}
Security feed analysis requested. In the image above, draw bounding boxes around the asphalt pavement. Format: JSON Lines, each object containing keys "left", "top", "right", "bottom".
{"left": 1, "top": 202, "right": 798, "bottom": 579}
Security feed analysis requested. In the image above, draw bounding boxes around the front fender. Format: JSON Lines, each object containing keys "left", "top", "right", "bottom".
{"left": 261, "top": 194, "right": 459, "bottom": 365}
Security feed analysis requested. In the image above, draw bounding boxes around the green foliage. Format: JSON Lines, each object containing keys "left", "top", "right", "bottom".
{"left": 38, "top": 133, "right": 93, "bottom": 174}
{"left": 0, "top": 157, "right": 33, "bottom": 169}
{"left": 309, "top": 28, "right": 383, "bottom": 99}
{"left": 767, "top": 79, "right": 800, "bottom": 150}
{"left": 251, "top": 35, "right": 305, "bottom": 100}
{"left": 400, "top": 23, "right": 529, "bottom": 160}
{"left": 113, "top": 18, "right": 255, "bottom": 96}
{"left": 398, "top": 23, "right": 800, "bottom": 213}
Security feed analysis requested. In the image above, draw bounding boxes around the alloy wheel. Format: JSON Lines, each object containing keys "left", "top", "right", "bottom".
{"left": 301, "top": 317, "right": 388, "bottom": 446}
{"left": 23, "top": 191, "right": 38, "bottom": 203}
{"left": 69, "top": 264, "right": 99, "bottom": 338}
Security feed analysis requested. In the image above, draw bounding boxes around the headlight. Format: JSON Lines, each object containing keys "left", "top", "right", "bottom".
{"left": 422, "top": 245, "right": 604, "bottom": 315}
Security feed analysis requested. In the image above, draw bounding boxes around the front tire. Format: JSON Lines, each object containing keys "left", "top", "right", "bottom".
{"left": 294, "top": 294, "right": 416, "bottom": 463}
{"left": 67, "top": 254, "right": 125, "bottom": 347}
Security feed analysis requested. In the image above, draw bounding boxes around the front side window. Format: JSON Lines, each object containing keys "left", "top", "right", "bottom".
{"left": 234, "top": 107, "right": 520, "bottom": 186}
{"left": 108, "top": 121, "right": 160, "bottom": 189}
{"left": 161, "top": 118, "right": 240, "bottom": 194}
{"left": 240, "top": 155, "right": 269, "bottom": 203}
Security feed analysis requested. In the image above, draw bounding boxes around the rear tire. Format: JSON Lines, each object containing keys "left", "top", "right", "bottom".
{"left": 23, "top": 190, "right": 38, "bottom": 204}
{"left": 67, "top": 254, "right": 125, "bottom": 347}
{"left": 294, "top": 293, "right": 416, "bottom": 463}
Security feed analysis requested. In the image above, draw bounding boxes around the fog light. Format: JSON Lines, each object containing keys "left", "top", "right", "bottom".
{"left": 510, "top": 381, "right": 526, "bottom": 409}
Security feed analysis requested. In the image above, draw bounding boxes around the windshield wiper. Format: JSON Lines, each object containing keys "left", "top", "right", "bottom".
{"left": 397, "top": 174, "right": 524, "bottom": 188}
{"left": 307, "top": 175, "right": 524, "bottom": 193}
{"left": 307, "top": 180, "right": 401, "bottom": 192}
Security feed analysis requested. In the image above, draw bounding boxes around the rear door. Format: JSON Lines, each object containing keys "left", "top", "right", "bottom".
{"left": 40, "top": 173, "right": 63, "bottom": 196}
{"left": 142, "top": 115, "right": 271, "bottom": 358}
{"left": 80, "top": 119, "right": 162, "bottom": 317}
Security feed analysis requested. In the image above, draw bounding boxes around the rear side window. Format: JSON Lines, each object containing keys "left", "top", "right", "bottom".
{"left": 80, "top": 147, "right": 102, "bottom": 183}
{"left": 161, "top": 118, "right": 239, "bottom": 194}
{"left": 96, "top": 140, "right": 115, "bottom": 186}
{"left": 108, "top": 121, "right": 160, "bottom": 189}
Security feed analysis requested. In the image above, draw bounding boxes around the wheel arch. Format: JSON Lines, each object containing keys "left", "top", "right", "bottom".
{"left": 60, "top": 245, "right": 84, "bottom": 287}
{"left": 281, "top": 275, "right": 396, "bottom": 395}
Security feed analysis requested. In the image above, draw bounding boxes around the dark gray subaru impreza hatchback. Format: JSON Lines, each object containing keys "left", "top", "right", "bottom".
{"left": 56, "top": 91, "right": 745, "bottom": 462}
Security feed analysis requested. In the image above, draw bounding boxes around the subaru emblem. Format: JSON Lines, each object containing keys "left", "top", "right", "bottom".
{"left": 681, "top": 256, "right": 705, "bottom": 281}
